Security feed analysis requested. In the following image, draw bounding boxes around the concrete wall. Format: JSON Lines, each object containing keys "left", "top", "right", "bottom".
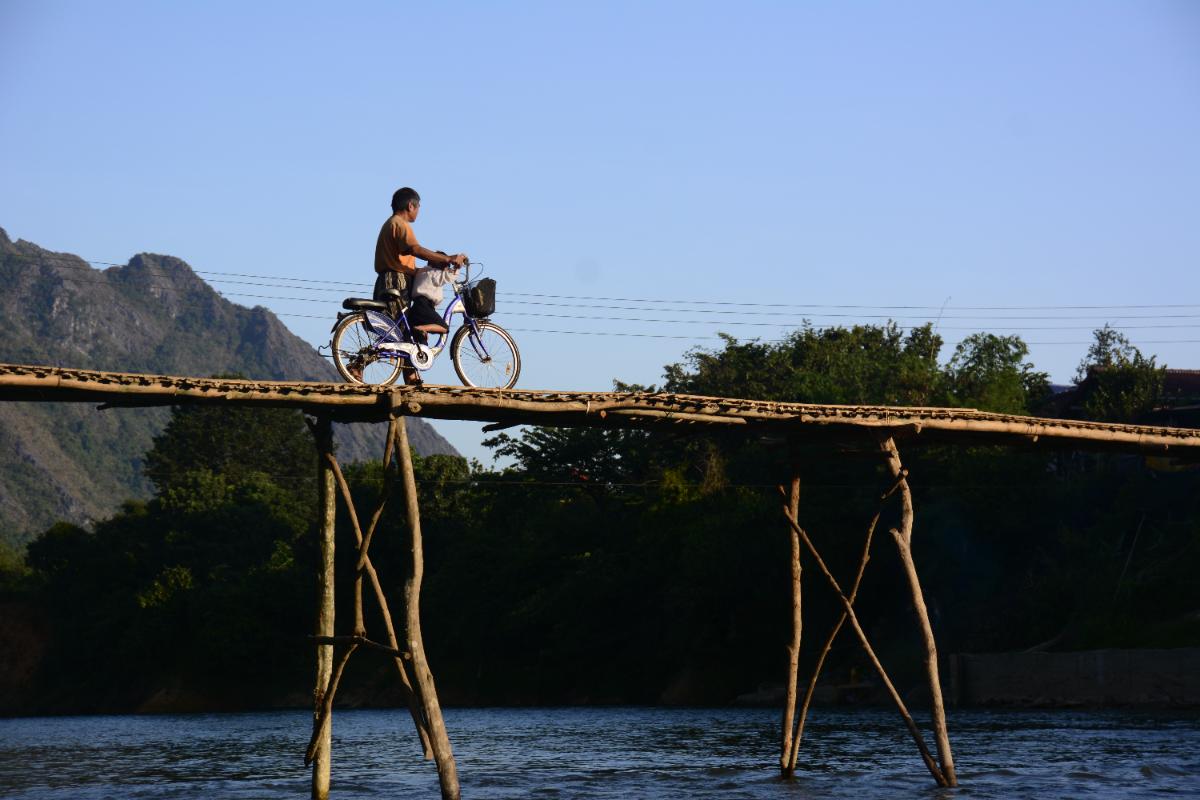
{"left": 950, "top": 648, "right": 1200, "bottom": 707}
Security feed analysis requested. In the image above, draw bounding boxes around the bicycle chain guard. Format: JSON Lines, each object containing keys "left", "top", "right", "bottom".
{"left": 376, "top": 341, "right": 434, "bottom": 370}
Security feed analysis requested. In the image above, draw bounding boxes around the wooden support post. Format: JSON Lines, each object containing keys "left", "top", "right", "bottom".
{"left": 311, "top": 415, "right": 336, "bottom": 800}
{"left": 880, "top": 436, "right": 957, "bottom": 787}
{"left": 396, "top": 417, "right": 461, "bottom": 800}
{"left": 306, "top": 642, "right": 360, "bottom": 765}
{"left": 787, "top": 472, "right": 905, "bottom": 772}
{"left": 780, "top": 500, "right": 949, "bottom": 787}
{"left": 779, "top": 475, "right": 803, "bottom": 777}
{"left": 324, "top": 426, "right": 433, "bottom": 759}
{"left": 786, "top": 499, "right": 884, "bottom": 774}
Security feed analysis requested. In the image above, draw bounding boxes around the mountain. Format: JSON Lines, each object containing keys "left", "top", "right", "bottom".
{"left": 0, "top": 228, "right": 457, "bottom": 547}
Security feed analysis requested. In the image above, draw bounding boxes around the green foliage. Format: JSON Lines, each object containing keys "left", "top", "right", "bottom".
{"left": 12, "top": 402, "right": 319, "bottom": 709}
{"left": 664, "top": 323, "right": 946, "bottom": 406}
{"left": 484, "top": 426, "right": 655, "bottom": 484}
{"left": 0, "top": 538, "right": 31, "bottom": 593}
{"left": 661, "top": 323, "right": 1059, "bottom": 416}
{"left": 1073, "top": 325, "right": 1166, "bottom": 422}
{"left": 945, "top": 333, "right": 1050, "bottom": 413}
{"left": 144, "top": 402, "right": 313, "bottom": 496}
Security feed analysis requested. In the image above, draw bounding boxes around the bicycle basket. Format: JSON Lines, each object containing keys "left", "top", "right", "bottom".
{"left": 463, "top": 278, "right": 496, "bottom": 317}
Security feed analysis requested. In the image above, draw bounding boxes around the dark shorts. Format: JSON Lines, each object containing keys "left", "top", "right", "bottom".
{"left": 373, "top": 270, "right": 408, "bottom": 319}
{"left": 408, "top": 296, "right": 447, "bottom": 329}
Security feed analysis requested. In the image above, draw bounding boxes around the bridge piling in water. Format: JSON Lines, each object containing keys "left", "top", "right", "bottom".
{"left": 396, "top": 416, "right": 461, "bottom": 800}
{"left": 311, "top": 415, "right": 335, "bottom": 800}
{"left": 303, "top": 414, "right": 454, "bottom": 799}
{"left": 782, "top": 477, "right": 886, "bottom": 775}
{"left": 776, "top": 438, "right": 956, "bottom": 787}
{"left": 881, "top": 436, "right": 957, "bottom": 786}
{"left": 778, "top": 475, "right": 803, "bottom": 778}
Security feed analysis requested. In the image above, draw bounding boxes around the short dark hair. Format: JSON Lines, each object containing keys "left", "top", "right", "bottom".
{"left": 391, "top": 187, "right": 420, "bottom": 213}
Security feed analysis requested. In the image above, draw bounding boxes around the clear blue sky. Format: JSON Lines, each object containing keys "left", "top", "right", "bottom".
{"left": 2, "top": 1, "right": 1198, "bottom": 462}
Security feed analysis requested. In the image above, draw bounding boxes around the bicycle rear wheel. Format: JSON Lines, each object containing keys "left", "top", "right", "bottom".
{"left": 331, "top": 312, "right": 404, "bottom": 386}
{"left": 450, "top": 321, "right": 520, "bottom": 389}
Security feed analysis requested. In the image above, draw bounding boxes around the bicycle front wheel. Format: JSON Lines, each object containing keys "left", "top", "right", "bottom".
{"left": 331, "top": 312, "right": 404, "bottom": 386}
{"left": 450, "top": 321, "right": 521, "bottom": 389}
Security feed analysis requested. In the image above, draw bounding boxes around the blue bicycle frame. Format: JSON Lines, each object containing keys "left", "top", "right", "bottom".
{"left": 359, "top": 283, "right": 494, "bottom": 368}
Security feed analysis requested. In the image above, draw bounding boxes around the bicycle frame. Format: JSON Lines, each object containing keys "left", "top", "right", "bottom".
{"left": 356, "top": 278, "right": 496, "bottom": 370}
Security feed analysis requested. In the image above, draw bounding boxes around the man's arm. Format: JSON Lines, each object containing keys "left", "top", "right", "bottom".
{"left": 411, "top": 245, "right": 468, "bottom": 267}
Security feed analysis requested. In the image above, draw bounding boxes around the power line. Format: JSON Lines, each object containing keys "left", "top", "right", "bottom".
{"left": 504, "top": 291, "right": 1200, "bottom": 313}
{"left": 42, "top": 259, "right": 1200, "bottom": 320}
{"left": 493, "top": 310, "right": 1200, "bottom": 331}
{"left": 29, "top": 272, "right": 1200, "bottom": 334}
{"left": 9, "top": 250, "right": 1200, "bottom": 345}
{"left": 492, "top": 328, "right": 1200, "bottom": 347}
{"left": 20, "top": 273, "right": 1200, "bottom": 342}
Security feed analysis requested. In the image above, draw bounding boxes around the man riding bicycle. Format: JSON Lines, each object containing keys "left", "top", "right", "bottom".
{"left": 373, "top": 187, "right": 469, "bottom": 383}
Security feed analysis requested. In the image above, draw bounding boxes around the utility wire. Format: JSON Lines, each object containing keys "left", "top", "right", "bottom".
{"left": 25, "top": 260, "right": 1199, "bottom": 319}
{"left": 23, "top": 271, "right": 1195, "bottom": 331}
{"left": 9, "top": 251, "right": 1200, "bottom": 344}
{"left": 18, "top": 272, "right": 1200, "bottom": 344}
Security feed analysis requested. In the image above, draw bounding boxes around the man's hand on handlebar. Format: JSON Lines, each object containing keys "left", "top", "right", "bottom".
{"left": 432, "top": 250, "right": 469, "bottom": 269}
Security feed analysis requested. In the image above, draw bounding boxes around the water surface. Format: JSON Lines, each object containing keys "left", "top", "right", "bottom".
{"left": 2, "top": 707, "right": 1198, "bottom": 798}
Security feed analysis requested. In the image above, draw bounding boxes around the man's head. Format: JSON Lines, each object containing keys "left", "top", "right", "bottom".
{"left": 391, "top": 187, "right": 421, "bottom": 220}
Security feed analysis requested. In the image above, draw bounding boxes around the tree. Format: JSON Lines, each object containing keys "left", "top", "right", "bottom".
{"left": 1073, "top": 326, "right": 1165, "bottom": 422}
{"left": 0, "top": 539, "right": 28, "bottom": 593}
{"left": 144, "top": 403, "right": 313, "bottom": 496}
{"left": 663, "top": 323, "right": 945, "bottom": 407}
{"left": 944, "top": 333, "right": 1049, "bottom": 414}
{"left": 483, "top": 380, "right": 660, "bottom": 490}
{"left": 485, "top": 426, "right": 654, "bottom": 485}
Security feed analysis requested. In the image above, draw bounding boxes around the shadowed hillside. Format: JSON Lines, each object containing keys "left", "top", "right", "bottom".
{"left": 0, "top": 228, "right": 456, "bottom": 546}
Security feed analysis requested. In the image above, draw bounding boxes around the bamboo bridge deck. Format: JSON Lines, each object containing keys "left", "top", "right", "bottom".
{"left": 2, "top": 362, "right": 1198, "bottom": 454}
{"left": 4, "top": 360, "right": 1199, "bottom": 799}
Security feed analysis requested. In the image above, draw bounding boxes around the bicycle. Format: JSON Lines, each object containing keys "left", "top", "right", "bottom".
{"left": 329, "top": 264, "right": 521, "bottom": 389}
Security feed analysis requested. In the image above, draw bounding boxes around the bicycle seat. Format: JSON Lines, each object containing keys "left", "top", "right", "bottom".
{"left": 342, "top": 298, "right": 392, "bottom": 312}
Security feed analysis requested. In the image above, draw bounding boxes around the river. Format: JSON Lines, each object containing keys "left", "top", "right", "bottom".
{"left": 2, "top": 707, "right": 1198, "bottom": 798}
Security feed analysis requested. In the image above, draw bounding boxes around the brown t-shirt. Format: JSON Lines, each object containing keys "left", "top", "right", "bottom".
{"left": 374, "top": 214, "right": 419, "bottom": 275}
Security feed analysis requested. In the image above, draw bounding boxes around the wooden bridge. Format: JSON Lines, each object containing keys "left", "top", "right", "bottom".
{"left": 2, "top": 362, "right": 1197, "bottom": 450}
{"left": 3, "top": 361, "right": 1199, "bottom": 799}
